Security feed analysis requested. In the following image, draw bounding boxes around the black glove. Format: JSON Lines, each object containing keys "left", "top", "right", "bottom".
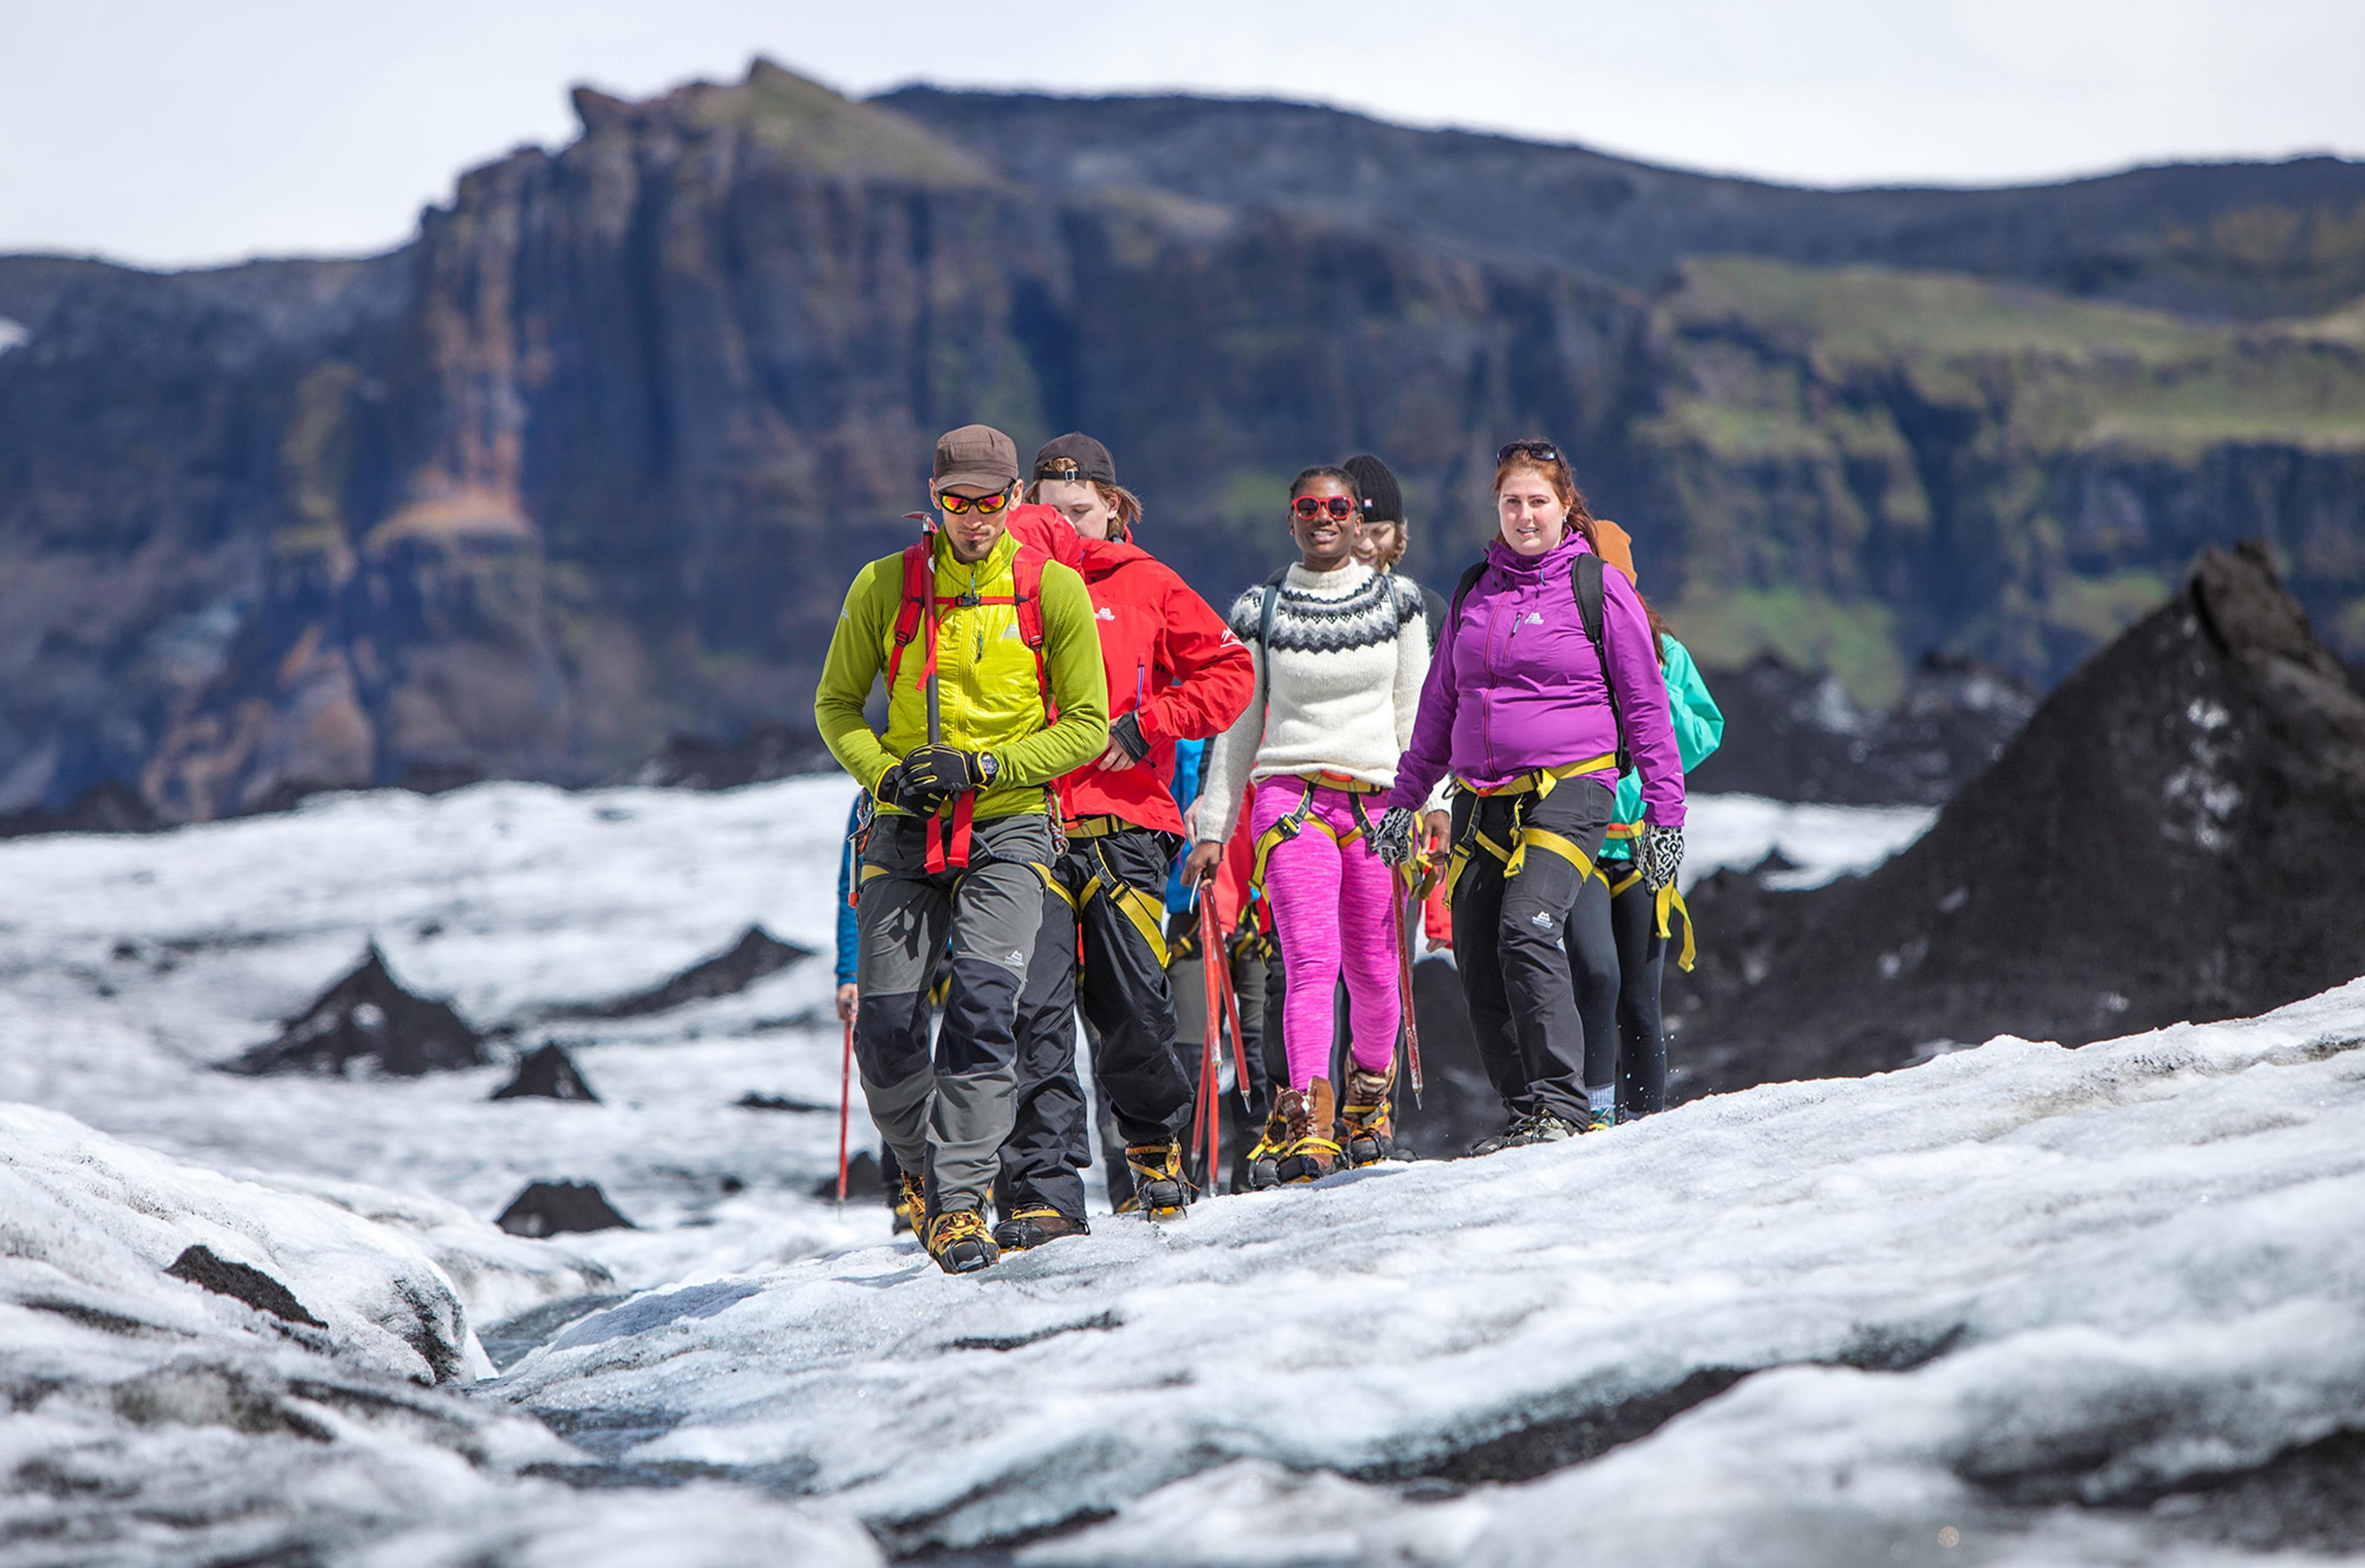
{"left": 1372, "top": 806, "right": 1418, "bottom": 868}
{"left": 1109, "top": 711, "right": 1150, "bottom": 763}
{"left": 900, "top": 743, "right": 995, "bottom": 802}
{"left": 1640, "top": 822, "right": 1684, "bottom": 895}
{"left": 878, "top": 764, "right": 958, "bottom": 815}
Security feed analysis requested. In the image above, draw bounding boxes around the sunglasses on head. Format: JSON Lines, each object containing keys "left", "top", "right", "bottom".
{"left": 1291, "top": 495, "right": 1357, "bottom": 521}
{"left": 938, "top": 488, "right": 1012, "bottom": 515}
{"left": 1497, "top": 440, "right": 1563, "bottom": 466}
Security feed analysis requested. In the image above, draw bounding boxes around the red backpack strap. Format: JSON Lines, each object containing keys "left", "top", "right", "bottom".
{"left": 1011, "top": 546, "right": 1055, "bottom": 724}
{"left": 884, "top": 539, "right": 934, "bottom": 695}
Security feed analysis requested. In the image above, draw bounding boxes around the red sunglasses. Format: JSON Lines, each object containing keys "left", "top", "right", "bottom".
{"left": 1291, "top": 495, "right": 1356, "bottom": 521}
{"left": 939, "top": 489, "right": 1012, "bottom": 516}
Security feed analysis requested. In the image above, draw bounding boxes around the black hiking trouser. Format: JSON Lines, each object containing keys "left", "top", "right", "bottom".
{"left": 1606, "top": 865, "right": 1668, "bottom": 1116}
{"left": 1000, "top": 826, "right": 1195, "bottom": 1221}
{"left": 853, "top": 812, "right": 1052, "bottom": 1214}
{"left": 1449, "top": 781, "right": 1614, "bottom": 1128}
{"left": 1563, "top": 872, "right": 1624, "bottom": 1111}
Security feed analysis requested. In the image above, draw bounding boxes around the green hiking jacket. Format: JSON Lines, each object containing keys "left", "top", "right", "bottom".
{"left": 815, "top": 529, "right": 1109, "bottom": 820}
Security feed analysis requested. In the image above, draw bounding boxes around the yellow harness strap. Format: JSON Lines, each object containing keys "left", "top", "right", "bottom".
{"left": 1656, "top": 884, "right": 1697, "bottom": 972}
{"left": 1607, "top": 866, "right": 1642, "bottom": 897}
{"left": 1467, "top": 753, "right": 1619, "bottom": 800}
{"left": 1248, "top": 775, "right": 1379, "bottom": 895}
{"left": 1504, "top": 826, "right": 1596, "bottom": 881}
{"left": 1062, "top": 814, "right": 1134, "bottom": 839}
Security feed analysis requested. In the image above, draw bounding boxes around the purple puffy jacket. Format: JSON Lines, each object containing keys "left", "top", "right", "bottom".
{"left": 1385, "top": 530, "right": 1686, "bottom": 825}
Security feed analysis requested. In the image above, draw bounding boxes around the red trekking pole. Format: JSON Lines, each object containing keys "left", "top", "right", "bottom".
{"left": 836, "top": 1013, "right": 854, "bottom": 1208}
{"left": 1194, "top": 895, "right": 1223, "bottom": 1186}
{"left": 1201, "top": 894, "right": 1258, "bottom": 1116}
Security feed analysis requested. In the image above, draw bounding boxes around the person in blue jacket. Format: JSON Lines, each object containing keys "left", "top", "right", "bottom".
{"left": 1567, "top": 605, "right": 1723, "bottom": 1120}
{"left": 836, "top": 793, "right": 911, "bottom": 1231}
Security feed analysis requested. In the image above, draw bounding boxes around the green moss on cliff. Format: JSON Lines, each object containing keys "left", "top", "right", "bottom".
{"left": 1668, "top": 584, "right": 1906, "bottom": 711}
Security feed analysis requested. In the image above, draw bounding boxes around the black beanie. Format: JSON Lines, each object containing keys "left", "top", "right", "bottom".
{"left": 1343, "top": 453, "right": 1402, "bottom": 525}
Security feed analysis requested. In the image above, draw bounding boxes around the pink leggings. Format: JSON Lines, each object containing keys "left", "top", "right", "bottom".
{"left": 1250, "top": 778, "right": 1402, "bottom": 1093}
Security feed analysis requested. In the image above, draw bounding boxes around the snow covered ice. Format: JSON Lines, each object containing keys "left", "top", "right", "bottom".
{"left": 4, "top": 776, "right": 2359, "bottom": 1566}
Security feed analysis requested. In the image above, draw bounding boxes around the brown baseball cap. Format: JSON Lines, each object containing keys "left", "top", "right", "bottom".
{"left": 932, "top": 424, "right": 1021, "bottom": 492}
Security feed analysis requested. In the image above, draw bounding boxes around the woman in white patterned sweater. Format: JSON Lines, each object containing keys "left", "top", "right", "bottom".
{"left": 1181, "top": 465, "right": 1445, "bottom": 1186}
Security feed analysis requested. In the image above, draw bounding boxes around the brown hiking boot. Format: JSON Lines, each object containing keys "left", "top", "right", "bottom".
{"left": 1274, "top": 1078, "right": 1341, "bottom": 1184}
{"left": 1340, "top": 1061, "right": 1397, "bottom": 1168}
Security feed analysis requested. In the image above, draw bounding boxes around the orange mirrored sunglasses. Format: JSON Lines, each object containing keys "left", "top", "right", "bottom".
{"left": 938, "top": 490, "right": 1012, "bottom": 516}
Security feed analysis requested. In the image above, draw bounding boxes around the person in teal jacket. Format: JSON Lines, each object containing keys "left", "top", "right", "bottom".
{"left": 1567, "top": 626, "right": 1723, "bottom": 1119}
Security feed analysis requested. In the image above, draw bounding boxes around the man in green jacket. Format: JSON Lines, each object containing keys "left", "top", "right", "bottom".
{"left": 815, "top": 424, "right": 1109, "bottom": 1274}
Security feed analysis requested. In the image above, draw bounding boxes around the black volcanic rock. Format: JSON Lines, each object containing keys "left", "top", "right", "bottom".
{"left": 165, "top": 1245, "right": 325, "bottom": 1328}
{"left": 1689, "top": 653, "right": 2037, "bottom": 806}
{"left": 1674, "top": 543, "right": 2365, "bottom": 1094}
{"left": 0, "top": 781, "right": 163, "bottom": 838}
{"left": 811, "top": 1149, "right": 887, "bottom": 1202}
{"left": 555, "top": 926, "right": 815, "bottom": 1020}
{"left": 224, "top": 943, "right": 487, "bottom": 1077}
{"left": 490, "top": 1043, "right": 599, "bottom": 1102}
{"left": 1393, "top": 957, "right": 1503, "bottom": 1159}
{"left": 495, "top": 1181, "right": 634, "bottom": 1237}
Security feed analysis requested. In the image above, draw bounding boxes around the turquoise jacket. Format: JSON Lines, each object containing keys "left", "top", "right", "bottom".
{"left": 1603, "top": 635, "right": 1722, "bottom": 863}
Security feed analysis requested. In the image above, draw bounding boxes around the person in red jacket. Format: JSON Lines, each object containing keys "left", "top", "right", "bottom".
{"left": 994, "top": 434, "right": 1256, "bottom": 1248}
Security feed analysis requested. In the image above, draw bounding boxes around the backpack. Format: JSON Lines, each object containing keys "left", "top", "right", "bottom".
{"left": 881, "top": 533, "right": 1056, "bottom": 873}
{"left": 1448, "top": 551, "right": 1629, "bottom": 774}
{"left": 884, "top": 535, "right": 1054, "bottom": 726}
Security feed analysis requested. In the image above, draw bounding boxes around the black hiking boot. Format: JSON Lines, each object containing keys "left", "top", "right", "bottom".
{"left": 1125, "top": 1140, "right": 1194, "bottom": 1220}
{"left": 993, "top": 1206, "right": 1089, "bottom": 1253}
{"left": 1339, "top": 1062, "right": 1396, "bottom": 1168}
{"left": 1245, "top": 1105, "right": 1287, "bottom": 1190}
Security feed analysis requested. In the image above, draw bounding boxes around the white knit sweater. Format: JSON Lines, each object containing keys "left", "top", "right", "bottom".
{"left": 1196, "top": 561, "right": 1433, "bottom": 845}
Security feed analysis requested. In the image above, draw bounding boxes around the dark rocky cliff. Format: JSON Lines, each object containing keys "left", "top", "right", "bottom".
{"left": 3, "top": 62, "right": 2363, "bottom": 817}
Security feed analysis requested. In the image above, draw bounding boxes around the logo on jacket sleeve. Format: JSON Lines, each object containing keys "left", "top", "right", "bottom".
{"left": 1096, "top": 607, "right": 1117, "bottom": 621}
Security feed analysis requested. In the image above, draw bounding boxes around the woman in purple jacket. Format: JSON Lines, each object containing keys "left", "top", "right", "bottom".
{"left": 1375, "top": 441, "right": 1688, "bottom": 1149}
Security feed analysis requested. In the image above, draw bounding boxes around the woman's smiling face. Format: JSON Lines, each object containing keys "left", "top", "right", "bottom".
{"left": 1496, "top": 466, "right": 1568, "bottom": 557}
{"left": 1290, "top": 475, "right": 1360, "bottom": 569}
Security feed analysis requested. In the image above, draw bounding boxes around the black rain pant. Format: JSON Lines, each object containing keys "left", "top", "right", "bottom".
{"left": 1000, "top": 827, "right": 1195, "bottom": 1221}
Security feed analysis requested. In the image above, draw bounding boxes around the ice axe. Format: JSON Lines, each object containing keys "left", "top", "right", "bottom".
{"left": 836, "top": 1013, "right": 854, "bottom": 1208}
{"left": 1396, "top": 865, "right": 1428, "bottom": 1109}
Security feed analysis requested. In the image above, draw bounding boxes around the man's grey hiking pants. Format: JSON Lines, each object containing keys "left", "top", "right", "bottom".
{"left": 853, "top": 810, "right": 1054, "bottom": 1211}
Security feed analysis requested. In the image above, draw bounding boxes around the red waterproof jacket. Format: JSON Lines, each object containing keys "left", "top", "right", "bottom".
{"left": 1006, "top": 506, "right": 1255, "bottom": 835}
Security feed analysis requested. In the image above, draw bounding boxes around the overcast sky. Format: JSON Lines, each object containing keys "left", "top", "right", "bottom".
{"left": 4, "top": 0, "right": 2361, "bottom": 269}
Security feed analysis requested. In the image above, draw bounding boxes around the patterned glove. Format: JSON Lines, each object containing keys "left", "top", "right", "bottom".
{"left": 1108, "top": 711, "right": 1150, "bottom": 763}
{"left": 1640, "top": 822, "right": 1684, "bottom": 895}
{"left": 1372, "top": 806, "right": 1418, "bottom": 868}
